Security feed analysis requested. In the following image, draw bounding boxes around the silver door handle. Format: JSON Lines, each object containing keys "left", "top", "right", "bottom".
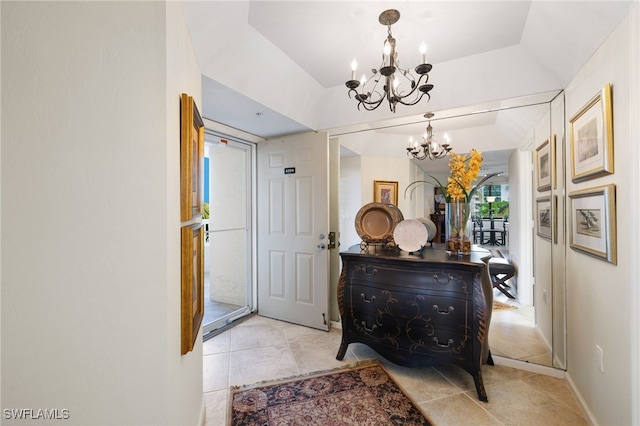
{"left": 317, "top": 244, "right": 326, "bottom": 250}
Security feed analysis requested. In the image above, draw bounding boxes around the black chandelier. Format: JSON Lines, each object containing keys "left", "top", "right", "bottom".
{"left": 407, "top": 113, "right": 452, "bottom": 160}
{"left": 345, "top": 9, "right": 434, "bottom": 113}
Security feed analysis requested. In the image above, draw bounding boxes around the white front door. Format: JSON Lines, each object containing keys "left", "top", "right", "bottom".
{"left": 257, "top": 132, "right": 330, "bottom": 331}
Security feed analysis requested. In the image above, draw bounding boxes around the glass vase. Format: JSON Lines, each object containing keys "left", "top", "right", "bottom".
{"left": 446, "top": 200, "right": 472, "bottom": 255}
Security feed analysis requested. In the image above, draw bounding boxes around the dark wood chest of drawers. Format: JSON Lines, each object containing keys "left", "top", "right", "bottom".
{"left": 336, "top": 246, "right": 494, "bottom": 402}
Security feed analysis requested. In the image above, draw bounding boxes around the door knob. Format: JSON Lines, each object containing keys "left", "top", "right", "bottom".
{"left": 317, "top": 244, "right": 326, "bottom": 250}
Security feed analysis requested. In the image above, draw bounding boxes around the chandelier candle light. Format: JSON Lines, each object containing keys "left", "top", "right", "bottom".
{"left": 407, "top": 112, "right": 453, "bottom": 160}
{"left": 345, "top": 9, "right": 434, "bottom": 112}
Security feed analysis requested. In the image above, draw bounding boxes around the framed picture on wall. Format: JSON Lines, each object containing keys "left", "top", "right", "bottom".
{"left": 180, "top": 93, "right": 205, "bottom": 221}
{"left": 181, "top": 222, "right": 204, "bottom": 354}
{"left": 569, "top": 184, "right": 617, "bottom": 264}
{"left": 569, "top": 83, "right": 614, "bottom": 183}
{"left": 373, "top": 180, "right": 398, "bottom": 205}
{"left": 535, "top": 139, "right": 551, "bottom": 192}
{"left": 536, "top": 196, "right": 552, "bottom": 241}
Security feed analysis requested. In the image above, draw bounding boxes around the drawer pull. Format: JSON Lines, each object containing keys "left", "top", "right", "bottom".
{"left": 433, "top": 304, "right": 454, "bottom": 315}
{"left": 433, "top": 337, "right": 454, "bottom": 348}
{"left": 354, "top": 264, "right": 378, "bottom": 276}
{"left": 364, "top": 265, "right": 377, "bottom": 275}
{"left": 361, "top": 321, "right": 378, "bottom": 332}
{"left": 361, "top": 293, "right": 376, "bottom": 303}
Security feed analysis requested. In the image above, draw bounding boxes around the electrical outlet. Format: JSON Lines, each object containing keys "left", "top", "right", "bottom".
{"left": 542, "top": 289, "right": 547, "bottom": 303}
{"left": 596, "top": 345, "right": 604, "bottom": 373}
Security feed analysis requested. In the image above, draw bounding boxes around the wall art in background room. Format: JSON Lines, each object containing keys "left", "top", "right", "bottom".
{"left": 536, "top": 196, "right": 552, "bottom": 240}
{"left": 569, "top": 184, "right": 617, "bottom": 264}
{"left": 536, "top": 139, "right": 551, "bottom": 192}
{"left": 181, "top": 223, "right": 204, "bottom": 354}
{"left": 569, "top": 83, "right": 614, "bottom": 183}
{"left": 180, "top": 93, "right": 205, "bottom": 221}
{"left": 373, "top": 180, "right": 398, "bottom": 205}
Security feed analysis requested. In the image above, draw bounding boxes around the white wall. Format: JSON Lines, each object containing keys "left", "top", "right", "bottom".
{"left": 339, "top": 155, "right": 362, "bottom": 250}
{"left": 508, "top": 149, "right": 534, "bottom": 306}
{"left": 564, "top": 4, "right": 639, "bottom": 425}
{"left": 166, "top": 2, "right": 206, "bottom": 424}
{"left": 360, "top": 157, "right": 413, "bottom": 215}
{"left": 1, "top": 2, "right": 203, "bottom": 424}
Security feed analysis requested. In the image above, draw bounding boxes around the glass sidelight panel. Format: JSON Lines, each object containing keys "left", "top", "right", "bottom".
{"left": 202, "top": 135, "right": 254, "bottom": 336}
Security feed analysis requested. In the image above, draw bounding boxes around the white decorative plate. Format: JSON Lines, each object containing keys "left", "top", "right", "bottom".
{"left": 393, "top": 219, "right": 428, "bottom": 252}
{"left": 416, "top": 217, "right": 438, "bottom": 242}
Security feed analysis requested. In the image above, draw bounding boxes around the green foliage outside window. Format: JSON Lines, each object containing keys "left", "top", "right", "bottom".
{"left": 475, "top": 201, "right": 509, "bottom": 218}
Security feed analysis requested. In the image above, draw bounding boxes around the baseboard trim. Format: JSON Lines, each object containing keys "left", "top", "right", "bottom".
{"left": 564, "top": 372, "right": 599, "bottom": 426}
{"left": 198, "top": 397, "right": 206, "bottom": 426}
{"left": 491, "top": 355, "right": 565, "bottom": 378}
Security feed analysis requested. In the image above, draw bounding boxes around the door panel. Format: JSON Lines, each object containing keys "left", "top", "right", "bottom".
{"left": 257, "top": 132, "right": 329, "bottom": 330}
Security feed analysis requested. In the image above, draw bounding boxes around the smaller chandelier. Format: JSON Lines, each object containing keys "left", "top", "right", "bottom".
{"left": 345, "top": 9, "right": 434, "bottom": 113}
{"left": 407, "top": 113, "right": 452, "bottom": 160}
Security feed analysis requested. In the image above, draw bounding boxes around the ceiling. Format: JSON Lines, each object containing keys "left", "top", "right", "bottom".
{"left": 182, "top": 1, "right": 633, "bottom": 173}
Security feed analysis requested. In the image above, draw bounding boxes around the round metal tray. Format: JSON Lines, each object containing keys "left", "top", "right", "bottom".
{"left": 354, "top": 202, "right": 404, "bottom": 244}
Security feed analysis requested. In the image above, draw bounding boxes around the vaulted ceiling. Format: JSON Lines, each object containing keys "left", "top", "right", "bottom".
{"left": 181, "top": 1, "right": 633, "bottom": 173}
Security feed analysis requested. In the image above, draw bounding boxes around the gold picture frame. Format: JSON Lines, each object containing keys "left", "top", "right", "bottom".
{"left": 373, "top": 180, "right": 398, "bottom": 206}
{"left": 180, "top": 93, "right": 205, "bottom": 221}
{"left": 569, "top": 83, "right": 614, "bottom": 183}
{"left": 535, "top": 139, "right": 551, "bottom": 192}
{"left": 181, "top": 223, "right": 204, "bottom": 354}
{"left": 569, "top": 184, "right": 617, "bottom": 264}
{"left": 536, "top": 196, "right": 552, "bottom": 241}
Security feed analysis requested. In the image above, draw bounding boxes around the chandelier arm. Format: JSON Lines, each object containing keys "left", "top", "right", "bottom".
{"left": 386, "top": 74, "right": 432, "bottom": 109}
{"left": 391, "top": 72, "right": 429, "bottom": 99}
{"left": 395, "top": 93, "right": 427, "bottom": 107}
{"left": 358, "top": 96, "right": 386, "bottom": 111}
{"left": 367, "top": 77, "right": 385, "bottom": 102}
{"left": 407, "top": 150, "right": 427, "bottom": 160}
{"left": 359, "top": 87, "right": 386, "bottom": 104}
{"left": 394, "top": 84, "right": 433, "bottom": 106}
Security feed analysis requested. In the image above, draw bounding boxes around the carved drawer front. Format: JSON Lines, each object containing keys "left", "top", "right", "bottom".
{"left": 349, "top": 263, "right": 472, "bottom": 297}
{"left": 405, "top": 326, "right": 470, "bottom": 356}
{"left": 349, "top": 283, "right": 421, "bottom": 319}
{"left": 405, "top": 294, "right": 468, "bottom": 330}
{"left": 347, "top": 285, "right": 402, "bottom": 337}
{"left": 347, "top": 311, "right": 403, "bottom": 342}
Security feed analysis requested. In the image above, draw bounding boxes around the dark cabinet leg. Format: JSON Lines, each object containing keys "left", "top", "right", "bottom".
{"left": 487, "top": 350, "right": 494, "bottom": 366}
{"left": 473, "top": 372, "right": 489, "bottom": 402}
{"left": 336, "top": 340, "right": 348, "bottom": 360}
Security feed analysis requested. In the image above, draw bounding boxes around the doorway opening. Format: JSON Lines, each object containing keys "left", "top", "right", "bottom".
{"left": 202, "top": 132, "right": 256, "bottom": 338}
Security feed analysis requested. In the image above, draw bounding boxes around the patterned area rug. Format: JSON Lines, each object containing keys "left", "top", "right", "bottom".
{"left": 228, "top": 362, "right": 432, "bottom": 425}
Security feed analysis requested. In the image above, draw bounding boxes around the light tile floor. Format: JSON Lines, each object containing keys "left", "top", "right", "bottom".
{"left": 203, "top": 314, "right": 587, "bottom": 425}
{"left": 490, "top": 294, "right": 553, "bottom": 366}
